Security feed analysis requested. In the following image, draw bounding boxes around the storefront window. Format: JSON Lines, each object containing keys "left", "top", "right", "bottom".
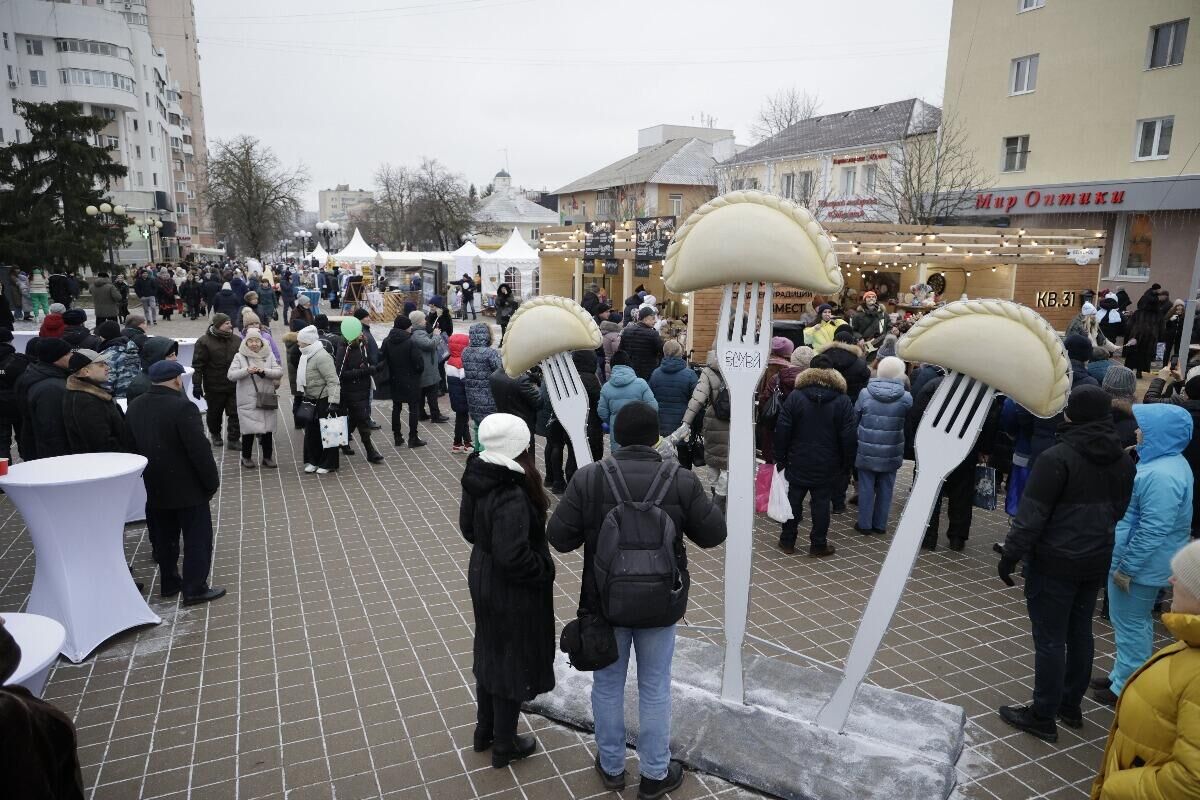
{"left": 1122, "top": 213, "right": 1152, "bottom": 278}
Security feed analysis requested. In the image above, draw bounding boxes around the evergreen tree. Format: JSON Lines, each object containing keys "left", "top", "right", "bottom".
{"left": 0, "top": 101, "right": 127, "bottom": 271}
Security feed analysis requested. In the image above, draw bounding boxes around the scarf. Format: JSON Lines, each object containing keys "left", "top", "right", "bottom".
{"left": 296, "top": 340, "right": 324, "bottom": 395}
{"left": 478, "top": 450, "right": 525, "bottom": 474}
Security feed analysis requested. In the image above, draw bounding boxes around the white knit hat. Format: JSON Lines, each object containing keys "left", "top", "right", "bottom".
{"left": 876, "top": 356, "right": 906, "bottom": 380}
{"left": 409, "top": 310, "right": 426, "bottom": 327}
{"left": 478, "top": 413, "right": 530, "bottom": 473}
{"left": 1170, "top": 539, "right": 1200, "bottom": 600}
{"left": 297, "top": 325, "right": 319, "bottom": 346}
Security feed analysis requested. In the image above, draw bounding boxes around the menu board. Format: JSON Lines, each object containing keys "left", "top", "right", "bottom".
{"left": 603, "top": 259, "right": 619, "bottom": 275}
{"left": 635, "top": 216, "right": 676, "bottom": 261}
{"left": 634, "top": 262, "right": 650, "bottom": 278}
{"left": 584, "top": 221, "right": 615, "bottom": 259}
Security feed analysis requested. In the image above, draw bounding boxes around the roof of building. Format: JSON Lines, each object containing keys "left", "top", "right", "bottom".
{"left": 495, "top": 169, "right": 511, "bottom": 178}
{"left": 552, "top": 138, "right": 718, "bottom": 195}
{"left": 723, "top": 98, "right": 941, "bottom": 166}
{"left": 474, "top": 188, "right": 559, "bottom": 226}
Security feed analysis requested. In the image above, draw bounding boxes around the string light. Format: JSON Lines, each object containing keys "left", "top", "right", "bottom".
{"left": 965, "top": 271, "right": 972, "bottom": 277}
{"left": 991, "top": 266, "right": 997, "bottom": 272}
{"left": 945, "top": 245, "right": 952, "bottom": 252}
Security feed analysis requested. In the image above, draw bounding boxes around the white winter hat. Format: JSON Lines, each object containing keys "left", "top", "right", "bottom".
{"left": 1170, "top": 540, "right": 1200, "bottom": 600}
{"left": 297, "top": 325, "right": 319, "bottom": 346}
{"left": 409, "top": 310, "right": 426, "bottom": 328}
{"left": 877, "top": 356, "right": 906, "bottom": 380}
{"left": 478, "top": 413, "right": 530, "bottom": 473}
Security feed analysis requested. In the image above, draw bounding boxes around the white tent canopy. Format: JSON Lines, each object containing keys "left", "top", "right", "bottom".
{"left": 375, "top": 251, "right": 454, "bottom": 268}
{"left": 480, "top": 229, "right": 539, "bottom": 298}
{"left": 333, "top": 228, "right": 378, "bottom": 263}
{"left": 305, "top": 242, "right": 328, "bottom": 266}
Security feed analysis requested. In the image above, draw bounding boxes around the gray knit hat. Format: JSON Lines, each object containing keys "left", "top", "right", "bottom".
{"left": 1102, "top": 365, "right": 1137, "bottom": 399}
{"left": 1170, "top": 539, "right": 1200, "bottom": 600}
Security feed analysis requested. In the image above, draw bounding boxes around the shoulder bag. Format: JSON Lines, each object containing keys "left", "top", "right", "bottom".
{"left": 251, "top": 373, "right": 278, "bottom": 410}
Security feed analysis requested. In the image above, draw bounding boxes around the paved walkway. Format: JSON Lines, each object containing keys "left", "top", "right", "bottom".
{"left": 0, "top": 312, "right": 1172, "bottom": 799}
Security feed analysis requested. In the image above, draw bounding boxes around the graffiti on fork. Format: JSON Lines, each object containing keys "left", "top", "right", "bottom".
{"left": 722, "top": 350, "right": 763, "bottom": 370}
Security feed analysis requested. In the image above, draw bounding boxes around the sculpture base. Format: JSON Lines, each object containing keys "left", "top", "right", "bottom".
{"left": 526, "top": 636, "right": 964, "bottom": 800}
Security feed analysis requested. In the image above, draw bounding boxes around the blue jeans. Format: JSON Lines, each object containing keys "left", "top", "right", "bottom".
{"left": 857, "top": 469, "right": 897, "bottom": 531}
{"left": 1107, "top": 578, "right": 1160, "bottom": 695}
{"left": 592, "top": 624, "right": 675, "bottom": 780}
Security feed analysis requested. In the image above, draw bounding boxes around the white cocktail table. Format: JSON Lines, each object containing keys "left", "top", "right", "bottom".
{"left": 12, "top": 330, "right": 36, "bottom": 353}
{"left": 0, "top": 454, "right": 160, "bottom": 662}
{"left": 182, "top": 366, "right": 207, "bottom": 413}
{"left": 1, "top": 612, "right": 65, "bottom": 696}
{"left": 175, "top": 338, "right": 197, "bottom": 369}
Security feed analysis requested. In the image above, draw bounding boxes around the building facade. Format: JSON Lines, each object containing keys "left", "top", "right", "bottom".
{"left": 147, "top": 0, "right": 213, "bottom": 251}
{"left": 716, "top": 98, "right": 942, "bottom": 223}
{"left": 472, "top": 169, "right": 559, "bottom": 249}
{"left": 944, "top": 0, "right": 1199, "bottom": 295}
{"left": 319, "top": 184, "right": 374, "bottom": 233}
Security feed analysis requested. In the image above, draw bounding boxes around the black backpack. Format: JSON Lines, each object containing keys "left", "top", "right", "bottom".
{"left": 712, "top": 380, "right": 731, "bottom": 422}
{"left": 593, "top": 458, "right": 684, "bottom": 628}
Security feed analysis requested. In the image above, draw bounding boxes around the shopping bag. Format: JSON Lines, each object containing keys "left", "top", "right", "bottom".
{"left": 973, "top": 464, "right": 997, "bottom": 511}
{"left": 767, "top": 467, "right": 793, "bottom": 523}
{"left": 755, "top": 462, "right": 773, "bottom": 513}
{"left": 319, "top": 415, "right": 349, "bottom": 448}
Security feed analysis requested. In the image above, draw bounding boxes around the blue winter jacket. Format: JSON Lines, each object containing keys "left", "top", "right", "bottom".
{"left": 649, "top": 357, "right": 698, "bottom": 435}
{"left": 598, "top": 365, "right": 658, "bottom": 451}
{"left": 462, "top": 322, "right": 502, "bottom": 423}
{"left": 1112, "top": 404, "right": 1194, "bottom": 587}
{"left": 854, "top": 377, "right": 912, "bottom": 473}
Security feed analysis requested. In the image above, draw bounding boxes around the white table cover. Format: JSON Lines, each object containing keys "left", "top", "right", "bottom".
{"left": 175, "top": 339, "right": 197, "bottom": 369}
{"left": 12, "top": 330, "right": 36, "bottom": 353}
{"left": 0, "top": 454, "right": 160, "bottom": 661}
{"left": 1, "top": 612, "right": 65, "bottom": 696}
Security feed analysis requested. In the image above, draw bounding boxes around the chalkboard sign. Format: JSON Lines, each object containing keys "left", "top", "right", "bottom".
{"left": 603, "top": 259, "right": 619, "bottom": 275}
{"left": 584, "top": 221, "right": 615, "bottom": 259}
{"left": 635, "top": 216, "right": 675, "bottom": 261}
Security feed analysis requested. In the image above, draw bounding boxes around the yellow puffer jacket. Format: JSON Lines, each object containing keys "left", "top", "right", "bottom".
{"left": 1091, "top": 612, "right": 1200, "bottom": 800}
{"left": 803, "top": 318, "right": 846, "bottom": 352}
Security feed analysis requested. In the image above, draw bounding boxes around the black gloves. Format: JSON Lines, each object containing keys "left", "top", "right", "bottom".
{"left": 998, "top": 556, "right": 1018, "bottom": 587}
{"left": 192, "top": 384, "right": 204, "bottom": 399}
{"left": 327, "top": 403, "right": 340, "bottom": 416}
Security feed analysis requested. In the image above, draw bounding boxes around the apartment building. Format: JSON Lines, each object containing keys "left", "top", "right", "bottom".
{"left": 944, "top": 0, "right": 1199, "bottom": 294}
{"left": 319, "top": 184, "right": 375, "bottom": 237}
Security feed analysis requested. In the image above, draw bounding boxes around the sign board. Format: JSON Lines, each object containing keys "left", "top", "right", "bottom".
{"left": 582, "top": 258, "right": 595, "bottom": 274}
{"left": 584, "top": 221, "right": 615, "bottom": 259}
{"left": 635, "top": 216, "right": 675, "bottom": 261}
{"left": 603, "top": 259, "right": 619, "bottom": 275}
{"left": 1068, "top": 247, "right": 1100, "bottom": 265}
{"left": 634, "top": 262, "right": 650, "bottom": 278}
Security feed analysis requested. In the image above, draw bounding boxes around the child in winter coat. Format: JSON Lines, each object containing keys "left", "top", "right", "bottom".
{"left": 446, "top": 332, "right": 471, "bottom": 453}
{"left": 853, "top": 356, "right": 912, "bottom": 535}
{"left": 598, "top": 352, "right": 657, "bottom": 452}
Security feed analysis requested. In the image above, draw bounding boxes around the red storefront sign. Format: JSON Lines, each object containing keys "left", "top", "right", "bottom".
{"left": 975, "top": 189, "right": 1127, "bottom": 212}
{"left": 832, "top": 152, "right": 888, "bottom": 165}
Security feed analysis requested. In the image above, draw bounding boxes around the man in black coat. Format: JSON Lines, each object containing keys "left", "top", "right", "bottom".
{"left": 127, "top": 360, "right": 224, "bottom": 605}
{"left": 21, "top": 338, "right": 73, "bottom": 461}
{"left": 62, "top": 349, "right": 132, "bottom": 454}
{"left": 618, "top": 307, "right": 664, "bottom": 380}
{"left": 0, "top": 329, "right": 29, "bottom": 460}
{"left": 381, "top": 316, "right": 426, "bottom": 448}
{"left": 996, "top": 385, "right": 1135, "bottom": 741}
{"left": 774, "top": 362, "right": 857, "bottom": 557}
{"left": 458, "top": 274, "right": 477, "bottom": 320}
{"left": 819, "top": 329, "right": 872, "bottom": 511}
{"left": 489, "top": 367, "right": 540, "bottom": 453}
{"left": 192, "top": 313, "right": 241, "bottom": 447}
{"left": 121, "top": 314, "right": 148, "bottom": 352}
{"left": 201, "top": 273, "right": 221, "bottom": 313}
{"left": 60, "top": 308, "right": 101, "bottom": 351}
{"left": 548, "top": 401, "right": 726, "bottom": 799}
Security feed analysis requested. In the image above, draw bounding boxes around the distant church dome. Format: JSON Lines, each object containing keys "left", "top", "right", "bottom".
{"left": 495, "top": 169, "right": 511, "bottom": 178}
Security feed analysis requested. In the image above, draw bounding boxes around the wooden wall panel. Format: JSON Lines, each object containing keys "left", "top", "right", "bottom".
{"left": 1012, "top": 264, "right": 1102, "bottom": 331}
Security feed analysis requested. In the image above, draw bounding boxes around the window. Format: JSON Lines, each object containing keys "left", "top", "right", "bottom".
{"left": 1018, "top": 0, "right": 1044, "bottom": 11}
{"left": 1002, "top": 135, "right": 1030, "bottom": 172}
{"left": 528, "top": 227, "right": 538, "bottom": 241}
{"left": 14, "top": 130, "right": 20, "bottom": 143}
{"left": 152, "top": 172, "right": 157, "bottom": 186}
{"left": 730, "top": 177, "right": 759, "bottom": 191}
{"left": 103, "top": 135, "right": 118, "bottom": 150}
{"left": 24, "top": 38, "right": 42, "bottom": 56}
{"left": 1136, "top": 116, "right": 1173, "bottom": 159}
{"left": 0, "top": 129, "right": 5, "bottom": 143}
{"left": 149, "top": 146, "right": 155, "bottom": 160}
{"left": 595, "top": 192, "right": 616, "bottom": 219}
{"left": 5, "top": 65, "right": 12, "bottom": 82}
{"left": 132, "top": 119, "right": 138, "bottom": 132}
{"left": 175, "top": 180, "right": 185, "bottom": 192}
{"left": 177, "top": 203, "right": 188, "bottom": 215}
{"left": 797, "top": 170, "right": 813, "bottom": 201}
{"left": 1010, "top": 54, "right": 1039, "bottom": 94}
{"left": 2, "top": 33, "right": 8, "bottom": 50}
{"left": 864, "top": 164, "right": 878, "bottom": 195}
{"left": 841, "top": 167, "right": 856, "bottom": 196}
{"left": 94, "top": 106, "right": 116, "bottom": 122}
{"left": 503, "top": 266, "right": 523, "bottom": 297}
{"left": 1148, "top": 19, "right": 1188, "bottom": 69}
{"left": 54, "top": 39, "right": 129, "bottom": 60}
{"left": 136, "top": 172, "right": 143, "bottom": 187}
{"left": 29, "top": 70, "right": 45, "bottom": 87}
{"left": 1121, "top": 214, "right": 1153, "bottom": 278}
{"left": 58, "top": 68, "right": 134, "bottom": 93}
{"left": 135, "top": 145, "right": 141, "bottom": 158}
{"left": 670, "top": 193, "right": 683, "bottom": 217}
{"left": 781, "top": 173, "right": 795, "bottom": 199}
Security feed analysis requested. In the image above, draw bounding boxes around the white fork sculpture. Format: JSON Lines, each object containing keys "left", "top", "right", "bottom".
{"left": 714, "top": 281, "right": 773, "bottom": 703}
{"left": 541, "top": 352, "right": 594, "bottom": 469}
{"left": 816, "top": 371, "right": 996, "bottom": 732}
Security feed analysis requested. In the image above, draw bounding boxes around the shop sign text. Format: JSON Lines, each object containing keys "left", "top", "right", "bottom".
{"left": 976, "top": 190, "right": 1126, "bottom": 212}
{"left": 1035, "top": 290, "right": 1079, "bottom": 308}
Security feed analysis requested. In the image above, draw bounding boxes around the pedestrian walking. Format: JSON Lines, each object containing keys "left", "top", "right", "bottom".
{"left": 88, "top": 272, "right": 122, "bottom": 325}
{"left": 133, "top": 267, "right": 158, "bottom": 325}
{"left": 296, "top": 325, "right": 341, "bottom": 474}
{"left": 1096, "top": 403, "right": 1194, "bottom": 706}
{"left": 227, "top": 328, "right": 283, "bottom": 469}
{"left": 334, "top": 329, "right": 384, "bottom": 463}
{"left": 127, "top": 360, "right": 224, "bottom": 605}
{"left": 28, "top": 269, "right": 49, "bottom": 320}
{"left": 618, "top": 307, "right": 664, "bottom": 381}
{"left": 599, "top": 352, "right": 657, "bottom": 453}
{"left": 495, "top": 283, "right": 518, "bottom": 343}
{"left": 458, "top": 274, "right": 477, "bottom": 320}
{"left": 460, "top": 413, "right": 556, "bottom": 768}
{"left": 995, "top": 385, "right": 1135, "bottom": 742}
{"left": 853, "top": 356, "right": 912, "bottom": 535}
{"left": 548, "top": 401, "right": 726, "bottom": 797}
{"left": 192, "top": 313, "right": 242, "bottom": 447}
{"left": 381, "top": 316, "right": 426, "bottom": 448}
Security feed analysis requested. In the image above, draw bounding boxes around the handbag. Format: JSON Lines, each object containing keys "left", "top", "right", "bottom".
{"left": 689, "top": 431, "right": 707, "bottom": 467}
{"left": 559, "top": 612, "right": 618, "bottom": 672}
{"left": 973, "top": 464, "right": 998, "bottom": 511}
{"left": 319, "top": 414, "right": 349, "bottom": 448}
{"left": 758, "top": 384, "right": 782, "bottom": 427}
{"left": 251, "top": 374, "right": 278, "bottom": 410}
{"left": 755, "top": 462, "right": 773, "bottom": 514}
{"left": 295, "top": 398, "right": 318, "bottom": 426}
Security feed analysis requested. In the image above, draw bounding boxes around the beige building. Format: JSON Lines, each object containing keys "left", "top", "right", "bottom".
{"left": 472, "top": 169, "right": 559, "bottom": 249}
{"left": 147, "top": 0, "right": 214, "bottom": 251}
{"left": 716, "top": 98, "right": 942, "bottom": 222}
{"left": 945, "top": 0, "right": 1199, "bottom": 294}
{"left": 319, "top": 184, "right": 374, "bottom": 232}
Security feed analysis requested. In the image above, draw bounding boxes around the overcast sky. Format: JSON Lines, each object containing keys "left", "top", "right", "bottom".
{"left": 195, "top": 0, "right": 954, "bottom": 210}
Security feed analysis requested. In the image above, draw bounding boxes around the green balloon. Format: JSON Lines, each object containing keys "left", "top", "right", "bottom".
{"left": 340, "top": 316, "right": 363, "bottom": 341}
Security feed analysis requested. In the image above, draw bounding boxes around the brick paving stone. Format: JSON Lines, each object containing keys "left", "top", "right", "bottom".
{"left": 0, "top": 312, "right": 1176, "bottom": 799}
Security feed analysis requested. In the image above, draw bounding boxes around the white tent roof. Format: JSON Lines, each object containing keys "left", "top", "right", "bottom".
{"left": 305, "top": 242, "right": 328, "bottom": 265}
{"left": 480, "top": 229, "right": 540, "bottom": 298}
{"left": 375, "top": 251, "right": 455, "bottom": 268}
{"left": 485, "top": 228, "right": 540, "bottom": 262}
{"left": 334, "top": 228, "right": 378, "bottom": 261}
{"left": 452, "top": 240, "right": 486, "bottom": 259}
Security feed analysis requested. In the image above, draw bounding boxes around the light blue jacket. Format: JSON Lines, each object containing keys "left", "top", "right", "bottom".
{"left": 854, "top": 377, "right": 911, "bottom": 473}
{"left": 1112, "top": 404, "right": 1194, "bottom": 587}
{"left": 598, "top": 365, "right": 657, "bottom": 452}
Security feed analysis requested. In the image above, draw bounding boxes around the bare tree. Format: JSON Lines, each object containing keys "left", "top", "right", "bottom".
{"left": 204, "top": 135, "right": 307, "bottom": 258}
{"left": 413, "top": 158, "right": 476, "bottom": 251}
{"left": 750, "top": 87, "right": 821, "bottom": 142}
{"left": 874, "top": 113, "right": 991, "bottom": 224}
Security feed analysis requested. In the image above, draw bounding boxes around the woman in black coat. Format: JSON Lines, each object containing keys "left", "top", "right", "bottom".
{"left": 494, "top": 283, "right": 519, "bottom": 344}
{"left": 459, "top": 413, "right": 555, "bottom": 768}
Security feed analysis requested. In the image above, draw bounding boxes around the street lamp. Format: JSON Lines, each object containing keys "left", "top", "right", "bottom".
{"left": 294, "top": 229, "right": 311, "bottom": 259}
{"left": 85, "top": 201, "right": 127, "bottom": 269}
{"left": 316, "top": 220, "right": 341, "bottom": 251}
{"left": 137, "top": 214, "right": 164, "bottom": 263}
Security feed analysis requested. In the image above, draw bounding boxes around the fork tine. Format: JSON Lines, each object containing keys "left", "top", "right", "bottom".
{"left": 559, "top": 353, "right": 579, "bottom": 396}
{"left": 958, "top": 382, "right": 994, "bottom": 438}
{"left": 544, "top": 356, "right": 563, "bottom": 398}
{"left": 930, "top": 373, "right": 965, "bottom": 429}
{"left": 745, "top": 282, "right": 760, "bottom": 345}
{"left": 940, "top": 374, "right": 976, "bottom": 433}
{"left": 759, "top": 284, "right": 774, "bottom": 344}
{"left": 732, "top": 283, "right": 746, "bottom": 345}
{"left": 717, "top": 284, "right": 733, "bottom": 341}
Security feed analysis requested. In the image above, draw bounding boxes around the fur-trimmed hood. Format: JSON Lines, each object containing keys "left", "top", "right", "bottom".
{"left": 795, "top": 366, "right": 846, "bottom": 394}
{"left": 824, "top": 340, "right": 865, "bottom": 360}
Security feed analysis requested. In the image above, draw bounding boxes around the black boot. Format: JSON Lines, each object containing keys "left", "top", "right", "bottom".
{"left": 491, "top": 734, "right": 537, "bottom": 768}
{"left": 998, "top": 704, "right": 1058, "bottom": 742}
{"left": 362, "top": 433, "right": 384, "bottom": 463}
{"left": 341, "top": 443, "right": 356, "bottom": 456}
